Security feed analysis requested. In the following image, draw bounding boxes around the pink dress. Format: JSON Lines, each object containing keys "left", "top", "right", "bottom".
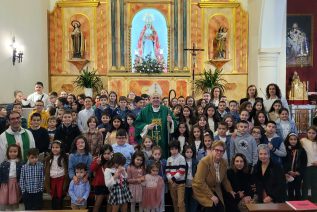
{"left": 142, "top": 174, "right": 164, "bottom": 209}
{"left": 127, "top": 166, "right": 145, "bottom": 203}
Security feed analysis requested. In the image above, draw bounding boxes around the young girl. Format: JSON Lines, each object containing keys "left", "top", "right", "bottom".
{"left": 250, "top": 100, "right": 265, "bottom": 121}
{"left": 198, "top": 115, "right": 211, "bottom": 133}
{"left": 186, "top": 96, "right": 196, "bottom": 110}
{"left": 224, "top": 114, "right": 236, "bottom": 135}
{"left": 173, "top": 104, "right": 183, "bottom": 122}
{"left": 84, "top": 116, "right": 104, "bottom": 156}
{"left": 276, "top": 108, "right": 297, "bottom": 140}
{"left": 44, "top": 140, "right": 69, "bottom": 210}
{"left": 142, "top": 136, "right": 154, "bottom": 163}
{"left": 173, "top": 122, "right": 189, "bottom": 153}
{"left": 239, "top": 109, "right": 253, "bottom": 131}
{"left": 181, "top": 105, "right": 196, "bottom": 132}
{"left": 0, "top": 144, "right": 23, "bottom": 211}
{"left": 300, "top": 126, "right": 317, "bottom": 202}
{"left": 68, "top": 136, "right": 93, "bottom": 184}
{"left": 104, "top": 152, "right": 132, "bottom": 212}
{"left": 268, "top": 100, "right": 283, "bottom": 122}
{"left": 127, "top": 113, "right": 138, "bottom": 147}
{"left": 239, "top": 101, "right": 253, "bottom": 114}
{"left": 183, "top": 145, "right": 198, "bottom": 212}
{"left": 283, "top": 133, "right": 307, "bottom": 200}
{"left": 127, "top": 151, "right": 146, "bottom": 212}
{"left": 90, "top": 144, "right": 113, "bottom": 212}
{"left": 142, "top": 162, "right": 164, "bottom": 212}
{"left": 189, "top": 125, "right": 204, "bottom": 159}
{"left": 108, "top": 91, "right": 118, "bottom": 113}
{"left": 253, "top": 111, "right": 268, "bottom": 132}
{"left": 197, "top": 130, "right": 214, "bottom": 161}
{"left": 204, "top": 104, "right": 219, "bottom": 132}
{"left": 105, "top": 115, "right": 123, "bottom": 145}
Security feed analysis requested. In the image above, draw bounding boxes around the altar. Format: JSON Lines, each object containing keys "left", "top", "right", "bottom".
{"left": 48, "top": 0, "right": 248, "bottom": 98}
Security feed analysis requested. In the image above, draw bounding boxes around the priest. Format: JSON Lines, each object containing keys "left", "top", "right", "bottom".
{"left": 134, "top": 84, "right": 176, "bottom": 158}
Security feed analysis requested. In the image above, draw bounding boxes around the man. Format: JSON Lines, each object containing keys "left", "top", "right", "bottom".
{"left": 0, "top": 111, "right": 35, "bottom": 163}
{"left": 135, "top": 88, "right": 176, "bottom": 158}
{"left": 27, "top": 81, "right": 49, "bottom": 108}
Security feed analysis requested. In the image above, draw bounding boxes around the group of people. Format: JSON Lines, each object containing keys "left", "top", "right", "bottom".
{"left": 0, "top": 81, "right": 316, "bottom": 212}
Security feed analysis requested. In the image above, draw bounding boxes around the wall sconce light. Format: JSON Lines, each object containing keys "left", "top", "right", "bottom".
{"left": 11, "top": 36, "right": 23, "bottom": 66}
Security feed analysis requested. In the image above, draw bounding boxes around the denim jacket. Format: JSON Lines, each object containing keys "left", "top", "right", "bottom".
{"left": 0, "top": 160, "right": 23, "bottom": 183}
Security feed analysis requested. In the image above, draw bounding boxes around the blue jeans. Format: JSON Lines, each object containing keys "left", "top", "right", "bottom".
{"left": 184, "top": 187, "right": 198, "bottom": 212}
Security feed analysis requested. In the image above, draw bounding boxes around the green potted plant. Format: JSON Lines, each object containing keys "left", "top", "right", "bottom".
{"left": 73, "top": 67, "right": 103, "bottom": 97}
{"left": 194, "top": 68, "right": 227, "bottom": 94}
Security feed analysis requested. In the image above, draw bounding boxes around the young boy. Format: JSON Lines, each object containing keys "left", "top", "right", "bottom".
{"left": 228, "top": 100, "right": 240, "bottom": 122}
{"left": 177, "top": 96, "right": 186, "bottom": 107}
{"left": 214, "top": 122, "right": 231, "bottom": 162}
{"left": 166, "top": 140, "right": 186, "bottom": 212}
{"left": 77, "top": 96, "right": 95, "bottom": 133}
{"left": 230, "top": 120, "right": 258, "bottom": 169}
{"left": 12, "top": 103, "right": 27, "bottom": 128}
{"left": 20, "top": 148, "right": 44, "bottom": 210}
{"left": 28, "top": 100, "right": 50, "bottom": 129}
{"left": 97, "top": 111, "right": 111, "bottom": 138}
{"left": 112, "top": 128, "right": 134, "bottom": 168}
{"left": 141, "top": 94, "right": 150, "bottom": 106}
{"left": 26, "top": 81, "right": 49, "bottom": 108}
{"left": 47, "top": 116, "right": 57, "bottom": 148}
{"left": 132, "top": 96, "right": 144, "bottom": 117}
{"left": 0, "top": 106, "right": 7, "bottom": 134}
{"left": 55, "top": 110, "right": 81, "bottom": 153}
{"left": 265, "top": 121, "right": 287, "bottom": 166}
{"left": 68, "top": 163, "right": 91, "bottom": 210}
{"left": 216, "top": 100, "right": 228, "bottom": 120}
{"left": 112, "top": 96, "right": 131, "bottom": 121}
{"left": 95, "top": 95, "right": 111, "bottom": 124}
{"left": 28, "top": 113, "right": 50, "bottom": 156}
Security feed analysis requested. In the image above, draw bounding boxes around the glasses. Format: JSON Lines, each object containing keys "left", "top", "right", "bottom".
{"left": 214, "top": 148, "right": 225, "bottom": 153}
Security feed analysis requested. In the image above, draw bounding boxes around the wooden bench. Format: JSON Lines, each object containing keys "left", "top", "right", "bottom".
{"left": 246, "top": 203, "right": 317, "bottom": 212}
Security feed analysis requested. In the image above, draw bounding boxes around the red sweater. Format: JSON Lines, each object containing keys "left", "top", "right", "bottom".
{"left": 90, "top": 158, "right": 105, "bottom": 187}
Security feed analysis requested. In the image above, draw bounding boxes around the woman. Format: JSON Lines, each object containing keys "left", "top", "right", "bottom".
{"left": 210, "top": 86, "right": 223, "bottom": 107}
{"left": 263, "top": 83, "right": 289, "bottom": 113}
{"left": 252, "top": 144, "right": 286, "bottom": 203}
{"left": 225, "top": 153, "right": 253, "bottom": 212}
{"left": 240, "top": 85, "right": 263, "bottom": 106}
{"left": 192, "top": 141, "right": 234, "bottom": 212}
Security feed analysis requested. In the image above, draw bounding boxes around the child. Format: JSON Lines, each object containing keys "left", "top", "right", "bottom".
{"left": 183, "top": 145, "right": 198, "bottom": 212}
{"left": 112, "top": 96, "right": 132, "bottom": 121}
{"left": 127, "top": 113, "right": 138, "bottom": 147}
{"left": 230, "top": 120, "right": 258, "bottom": 169}
{"left": 197, "top": 130, "right": 214, "bottom": 161}
{"left": 181, "top": 105, "right": 196, "bottom": 132}
{"left": 77, "top": 96, "right": 95, "bottom": 133}
{"left": 68, "top": 136, "right": 93, "bottom": 182}
{"left": 265, "top": 121, "right": 287, "bottom": 166}
{"left": 300, "top": 126, "right": 317, "bottom": 202}
{"left": 104, "top": 152, "right": 132, "bottom": 212}
{"left": 216, "top": 100, "right": 228, "bottom": 120}
{"left": 68, "top": 163, "right": 91, "bottom": 210}
{"left": 178, "top": 96, "right": 186, "bottom": 107}
{"left": 108, "top": 91, "right": 118, "bottom": 112}
{"left": 250, "top": 100, "right": 265, "bottom": 122}
{"left": 166, "top": 140, "right": 186, "bottom": 212}
{"left": 173, "top": 122, "right": 189, "bottom": 153}
{"left": 47, "top": 116, "right": 57, "bottom": 148}
{"left": 251, "top": 126, "right": 268, "bottom": 146}
{"left": 54, "top": 110, "right": 81, "bottom": 153}
{"left": 189, "top": 125, "right": 204, "bottom": 159}
{"left": 214, "top": 122, "right": 231, "bottom": 162}
{"left": 72, "top": 110, "right": 78, "bottom": 124}
{"left": 268, "top": 100, "right": 282, "bottom": 122}
{"left": 142, "top": 162, "right": 164, "bottom": 211}
{"left": 205, "top": 104, "right": 219, "bottom": 132}
{"left": 196, "top": 105, "right": 204, "bottom": 117}
{"left": 276, "top": 108, "right": 297, "bottom": 140}
{"left": 83, "top": 116, "right": 103, "bottom": 157}
{"left": 12, "top": 103, "right": 27, "bottom": 128}
{"left": 283, "top": 133, "right": 307, "bottom": 200}
{"left": 229, "top": 100, "right": 240, "bottom": 122}
{"left": 147, "top": 146, "right": 167, "bottom": 212}
{"left": 132, "top": 96, "right": 144, "bottom": 117}
{"left": 97, "top": 111, "right": 111, "bottom": 138}
{"left": 239, "top": 101, "right": 253, "bottom": 115}
{"left": 253, "top": 111, "right": 268, "bottom": 132}
{"left": 90, "top": 144, "right": 113, "bottom": 212}
{"left": 0, "top": 144, "right": 23, "bottom": 211}
{"left": 105, "top": 115, "right": 124, "bottom": 145}
{"left": 112, "top": 128, "right": 135, "bottom": 168}
{"left": 44, "top": 140, "right": 69, "bottom": 209}
{"left": 28, "top": 112, "right": 50, "bottom": 155}
{"left": 185, "top": 96, "right": 196, "bottom": 110}
{"left": 19, "top": 148, "right": 44, "bottom": 210}
{"left": 56, "top": 108, "right": 65, "bottom": 127}
{"left": 94, "top": 95, "right": 111, "bottom": 124}
{"left": 224, "top": 114, "right": 236, "bottom": 135}
{"left": 239, "top": 109, "right": 254, "bottom": 131}
{"left": 127, "top": 151, "right": 146, "bottom": 212}
{"left": 173, "top": 104, "right": 183, "bottom": 122}
{"left": 28, "top": 100, "right": 50, "bottom": 128}
{"left": 142, "top": 136, "right": 154, "bottom": 162}
{"left": 0, "top": 106, "right": 7, "bottom": 134}
{"left": 198, "top": 114, "right": 211, "bottom": 133}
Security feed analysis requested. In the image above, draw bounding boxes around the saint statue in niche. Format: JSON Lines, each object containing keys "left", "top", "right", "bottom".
{"left": 71, "top": 20, "right": 85, "bottom": 58}
{"left": 137, "top": 13, "right": 161, "bottom": 60}
{"left": 289, "top": 71, "right": 308, "bottom": 100}
{"left": 214, "top": 26, "right": 228, "bottom": 59}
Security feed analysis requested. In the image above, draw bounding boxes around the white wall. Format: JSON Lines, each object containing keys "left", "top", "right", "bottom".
{"left": 0, "top": 0, "right": 49, "bottom": 103}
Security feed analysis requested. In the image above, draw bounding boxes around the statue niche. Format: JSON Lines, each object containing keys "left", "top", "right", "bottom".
{"left": 71, "top": 20, "right": 85, "bottom": 59}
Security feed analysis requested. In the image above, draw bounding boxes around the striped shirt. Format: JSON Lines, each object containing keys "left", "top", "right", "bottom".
{"left": 166, "top": 153, "right": 186, "bottom": 184}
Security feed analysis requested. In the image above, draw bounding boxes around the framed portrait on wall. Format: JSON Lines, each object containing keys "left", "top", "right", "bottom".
{"left": 286, "top": 14, "right": 313, "bottom": 67}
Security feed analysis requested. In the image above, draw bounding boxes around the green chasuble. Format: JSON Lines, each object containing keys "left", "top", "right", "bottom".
{"left": 134, "top": 104, "right": 176, "bottom": 158}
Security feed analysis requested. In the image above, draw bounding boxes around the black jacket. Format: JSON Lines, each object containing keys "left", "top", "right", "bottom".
{"left": 283, "top": 147, "right": 307, "bottom": 176}
{"left": 54, "top": 124, "right": 81, "bottom": 153}
{"left": 227, "top": 169, "right": 253, "bottom": 198}
{"left": 252, "top": 160, "right": 286, "bottom": 203}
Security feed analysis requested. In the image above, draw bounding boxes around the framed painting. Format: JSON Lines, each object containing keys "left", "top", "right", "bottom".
{"left": 286, "top": 15, "right": 313, "bottom": 67}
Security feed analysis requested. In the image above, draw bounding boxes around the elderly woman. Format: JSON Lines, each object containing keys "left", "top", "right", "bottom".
{"left": 192, "top": 141, "right": 234, "bottom": 212}
{"left": 263, "top": 83, "right": 289, "bottom": 113}
{"left": 252, "top": 144, "right": 286, "bottom": 203}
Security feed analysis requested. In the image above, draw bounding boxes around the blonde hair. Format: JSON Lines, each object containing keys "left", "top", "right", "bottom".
{"left": 211, "top": 140, "right": 226, "bottom": 150}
